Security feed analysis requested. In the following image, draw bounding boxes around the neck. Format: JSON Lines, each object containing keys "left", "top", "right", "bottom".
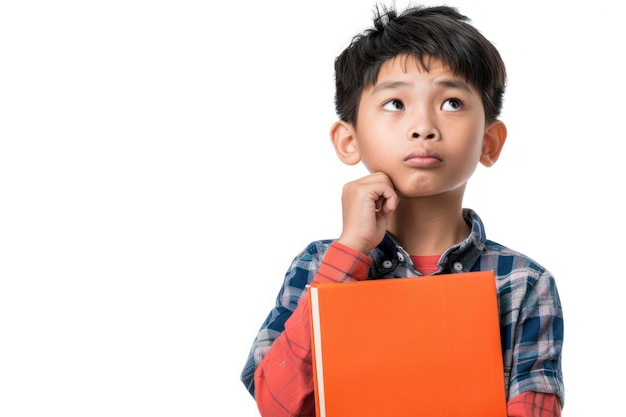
{"left": 387, "top": 193, "right": 470, "bottom": 256}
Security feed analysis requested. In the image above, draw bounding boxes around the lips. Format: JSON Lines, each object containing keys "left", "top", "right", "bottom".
{"left": 404, "top": 149, "right": 443, "bottom": 167}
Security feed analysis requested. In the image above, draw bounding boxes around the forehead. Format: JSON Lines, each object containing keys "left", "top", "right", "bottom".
{"left": 378, "top": 54, "right": 455, "bottom": 82}
{"left": 362, "top": 54, "right": 478, "bottom": 98}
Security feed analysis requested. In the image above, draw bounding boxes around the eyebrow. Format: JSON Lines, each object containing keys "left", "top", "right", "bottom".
{"left": 434, "top": 78, "right": 472, "bottom": 93}
{"left": 372, "top": 81, "right": 412, "bottom": 93}
{"left": 372, "top": 78, "right": 473, "bottom": 94}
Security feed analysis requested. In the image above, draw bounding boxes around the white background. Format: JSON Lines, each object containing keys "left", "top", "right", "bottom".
{"left": 0, "top": 0, "right": 622, "bottom": 415}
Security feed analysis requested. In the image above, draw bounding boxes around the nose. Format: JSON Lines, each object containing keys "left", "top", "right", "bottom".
{"left": 408, "top": 109, "right": 439, "bottom": 140}
{"left": 411, "top": 131, "right": 437, "bottom": 140}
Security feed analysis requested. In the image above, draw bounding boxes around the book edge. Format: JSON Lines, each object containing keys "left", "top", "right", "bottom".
{"left": 309, "top": 286, "right": 326, "bottom": 417}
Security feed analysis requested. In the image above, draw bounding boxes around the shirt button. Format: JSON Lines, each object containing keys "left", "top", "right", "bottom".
{"left": 382, "top": 260, "right": 393, "bottom": 269}
{"left": 453, "top": 262, "right": 463, "bottom": 272}
{"left": 396, "top": 252, "right": 405, "bottom": 262}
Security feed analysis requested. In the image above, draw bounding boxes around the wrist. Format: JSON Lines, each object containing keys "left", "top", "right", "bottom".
{"left": 337, "top": 236, "right": 372, "bottom": 255}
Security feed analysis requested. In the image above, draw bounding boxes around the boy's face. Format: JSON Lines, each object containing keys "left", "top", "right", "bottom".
{"left": 345, "top": 55, "right": 500, "bottom": 199}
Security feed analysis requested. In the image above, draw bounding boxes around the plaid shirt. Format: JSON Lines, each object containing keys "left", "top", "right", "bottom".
{"left": 241, "top": 209, "right": 564, "bottom": 413}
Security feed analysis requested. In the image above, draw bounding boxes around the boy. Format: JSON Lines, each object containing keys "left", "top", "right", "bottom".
{"left": 241, "top": 4, "right": 564, "bottom": 417}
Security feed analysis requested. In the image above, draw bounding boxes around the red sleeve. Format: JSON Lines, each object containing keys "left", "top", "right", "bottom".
{"left": 254, "top": 242, "right": 371, "bottom": 417}
{"left": 507, "top": 391, "right": 562, "bottom": 417}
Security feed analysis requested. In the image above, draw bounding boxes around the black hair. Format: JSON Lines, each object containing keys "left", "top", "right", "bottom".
{"left": 334, "top": 4, "right": 507, "bottom": 125}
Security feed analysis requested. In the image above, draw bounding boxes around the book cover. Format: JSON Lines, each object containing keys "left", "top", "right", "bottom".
{"left": 309, "top": 271, "right": 507, "bottom": 417}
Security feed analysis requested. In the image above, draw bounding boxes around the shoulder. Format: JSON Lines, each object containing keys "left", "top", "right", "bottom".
{"left": 287, "top": 239, "right": 335, "bottom": 271}
{"left": 278, "top": 239, "right": 335, "bottom": 309}
{"left": 483, "top": 239, "right": 562, "bottom": 312}
{"left": 482, "top": 239, "right": 549, "bottom": 278}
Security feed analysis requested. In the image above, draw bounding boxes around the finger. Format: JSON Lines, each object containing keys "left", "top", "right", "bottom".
{"left": 380, "top": 193, "right": 399, "bottom": 215}
{"left": 374, "top": 197, "right": 384, "bottom": 213}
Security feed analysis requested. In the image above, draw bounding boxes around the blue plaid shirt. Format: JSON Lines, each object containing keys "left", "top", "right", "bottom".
{"left": 242, "top": 209, "right": 564, "bottom": 404}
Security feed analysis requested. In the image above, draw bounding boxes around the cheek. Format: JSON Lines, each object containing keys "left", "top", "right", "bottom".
{"left": 448, "top": 134, "right": 485, "bottom": 170}
{"left": 358, "top": 138, "right": 396, "bottom": 173}
{"left": 359, "top": 149, "right": 385, "bottom": 173}
{"left": 461, "top": 124, "right": 487, "bottom": 159}
{"left": 353, "top": 127, "right": 390, "bottom": 171}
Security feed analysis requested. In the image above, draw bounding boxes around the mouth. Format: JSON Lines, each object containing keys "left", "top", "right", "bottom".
{"left": 404, "top": 149, "right": 442, "bottom": 167}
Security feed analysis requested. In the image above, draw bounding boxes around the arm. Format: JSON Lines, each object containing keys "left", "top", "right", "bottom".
{"left": 246, "top": 172, "right": 397, "bottom": 416}
{"left": 253, "top": 242, "right": 372, "bottom": 417}
{"left": 504, "top": 270, "right": 565, "bottom": 408}
{"left": 507, "top": 391, "right": 561, "bottom": 417}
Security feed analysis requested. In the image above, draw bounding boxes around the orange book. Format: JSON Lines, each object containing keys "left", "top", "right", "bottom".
{"left": 309, "top": 271, "right": 507, "bottom": 417}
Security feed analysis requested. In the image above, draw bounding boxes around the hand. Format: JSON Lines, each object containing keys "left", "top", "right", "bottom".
{"left": 337, "top": 172, "right": 399, "bottom": 255}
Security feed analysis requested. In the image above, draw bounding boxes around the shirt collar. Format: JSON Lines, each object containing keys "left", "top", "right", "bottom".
{"left": 368, "top": 208, "right": 486, "bottom": 278}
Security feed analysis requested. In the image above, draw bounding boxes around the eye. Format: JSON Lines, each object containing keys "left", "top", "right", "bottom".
{"left": 382, "top": 99, "right": 404, "bottom": 112}
{"left": 441, "top": 98, "right": 463, "bottom": 112}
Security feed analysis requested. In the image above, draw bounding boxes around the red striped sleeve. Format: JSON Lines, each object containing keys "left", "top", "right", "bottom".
{"left": 507, "top": 391, "right": 561, "bottom": 417}
{"left": 315, "top": 241, "right": 372, "bottom": 283}
{"left": 254, "top": 242, "right": 371, "bottom": 416}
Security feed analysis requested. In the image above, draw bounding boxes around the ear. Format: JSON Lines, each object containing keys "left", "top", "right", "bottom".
{"left": 330, "top": 120, "right": 361, "bottom": 166}
{"left": 479, "top": 120, "right": 507, "bottom": 167}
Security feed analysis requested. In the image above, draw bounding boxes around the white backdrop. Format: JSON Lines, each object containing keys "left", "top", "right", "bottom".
{"left": 1, "top": 0, "right": 622, "bottom": 415}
